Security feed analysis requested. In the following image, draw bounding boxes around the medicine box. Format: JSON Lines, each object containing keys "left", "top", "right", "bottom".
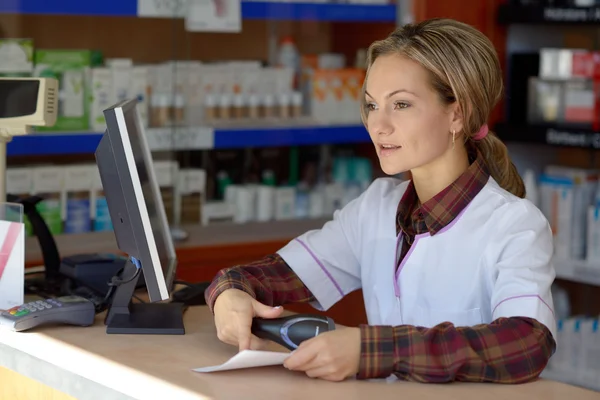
{"left": 34, "top": 49, "right": 103, "bottom": 131}
{"left": 32, "top": 166, "right": 65, "bottom": 236}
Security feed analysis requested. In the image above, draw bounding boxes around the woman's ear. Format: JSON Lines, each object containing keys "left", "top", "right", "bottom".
{"left": 448, "top": 102, "right": 464, "bottom": 136}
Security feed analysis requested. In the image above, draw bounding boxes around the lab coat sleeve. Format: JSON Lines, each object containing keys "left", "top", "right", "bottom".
{"left": 490, "top": 200, "right": 557, "bottom": 340}
{"left": 276, "top": 189, "right": 367, "bottom": 311}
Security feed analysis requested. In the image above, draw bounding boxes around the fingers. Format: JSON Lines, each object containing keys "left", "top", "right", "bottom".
{"left": 305, "top": 367, "right": 345, "bottom": 382}
{"left": 284, "top": 340, "right": 319, "bottom": 371}
{"left": 252, "top": 302, "right": 284, "bottom": 319}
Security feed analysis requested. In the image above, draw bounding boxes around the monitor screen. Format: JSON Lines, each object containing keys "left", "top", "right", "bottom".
{"left": 0, "top": 80, "right": 39, "bottom": 118}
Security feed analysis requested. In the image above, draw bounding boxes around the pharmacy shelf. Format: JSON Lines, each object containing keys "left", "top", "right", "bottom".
{"left": 7, "top": 124, "right": 370, "bottom": 156}
{"left": 0, "top": 0, "right": 397, "bottom": 22}
{"left": 498, "top": 4, "right": 600, "bottom": 25}
{"left": 554, "top": 259, "right": 600, "bottom": 287}
{"left": 541, "top": 368, "right": 600, "bottom": 392}
{"left": 494, "top": 122, "right": 600, "bottom": 149}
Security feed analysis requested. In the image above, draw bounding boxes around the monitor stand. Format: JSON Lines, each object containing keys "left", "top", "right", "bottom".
{"left": 104, "top": 258, "right": 185, "bottom": 335}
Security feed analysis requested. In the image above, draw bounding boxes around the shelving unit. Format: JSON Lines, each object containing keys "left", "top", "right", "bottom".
{"left": 494, "top": 123, "right": 600, "bottom": 150}
{"left": 497, "top": 3, "right": 600, "bottom": 25}
{"left": 0, "top": 0, "right": 397, "bottom": 22}
{"left": 7, "top": 124, "right": 370, "bottom": 156}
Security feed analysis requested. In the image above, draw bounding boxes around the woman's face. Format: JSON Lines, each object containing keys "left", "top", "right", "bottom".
{"left": 364, "top": 54, "right": 462, "bottom": 176}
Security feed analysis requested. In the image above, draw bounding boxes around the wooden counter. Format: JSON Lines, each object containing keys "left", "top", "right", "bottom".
{"left": 24, "top": 219, "right": 369, "bottom": 326}
{"left": 1, "top": 305, "right": 598, "bottom": 400}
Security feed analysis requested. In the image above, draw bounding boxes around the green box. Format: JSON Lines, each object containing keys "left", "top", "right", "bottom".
{"left": 0, "top": 38, "right": 34, "bottom": 75}
{"left": 33, "top": 49, "right": 103, "bottom": 131}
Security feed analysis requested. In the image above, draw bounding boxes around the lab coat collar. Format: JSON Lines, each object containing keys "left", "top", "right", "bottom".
{"left": 395, "top": 152, "right": 490, "bottom": 237}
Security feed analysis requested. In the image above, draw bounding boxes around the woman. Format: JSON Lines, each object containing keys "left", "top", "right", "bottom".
{"left": 204, "top": 18, "right": 556, "bottom": 384}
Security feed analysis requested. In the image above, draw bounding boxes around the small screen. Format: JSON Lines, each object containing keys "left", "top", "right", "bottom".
{"left": 0, "top": 80, "right": 39, "bottom": 118}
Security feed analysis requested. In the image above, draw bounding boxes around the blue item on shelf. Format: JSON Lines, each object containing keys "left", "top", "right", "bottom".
{"left": 1, "top": 0, "right": 396, "bottom": 23}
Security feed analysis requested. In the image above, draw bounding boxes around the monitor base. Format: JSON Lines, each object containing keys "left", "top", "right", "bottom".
{"left": 106, "top": 302, "right": 185, "bottom": 335}
{"left": 104, "top": 258, "right": 185, "bottom": 335}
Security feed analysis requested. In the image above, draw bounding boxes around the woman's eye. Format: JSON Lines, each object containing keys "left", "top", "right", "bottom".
{"left": 393, "top": 102, "right": 409, "bottom": 110}
{"left": 365, "top": 102, "right": 377, "bottom": 111}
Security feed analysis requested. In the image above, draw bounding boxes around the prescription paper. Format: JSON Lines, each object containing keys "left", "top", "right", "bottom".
{"left": 193, "top": 350, "right": 290, "bottom": 373}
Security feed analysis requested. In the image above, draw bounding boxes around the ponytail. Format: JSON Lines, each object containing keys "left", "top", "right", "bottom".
{"left": 473, "top": 130, "right": 525, "bottom": 198}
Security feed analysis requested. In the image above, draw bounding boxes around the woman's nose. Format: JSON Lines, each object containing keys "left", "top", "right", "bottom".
{"left": 370, "top": 115, "right": 394, "bottom": 136}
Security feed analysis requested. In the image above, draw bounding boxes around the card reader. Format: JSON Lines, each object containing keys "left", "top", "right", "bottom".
{"left": 0, "top": 295, "right": 96, "bottom": 332}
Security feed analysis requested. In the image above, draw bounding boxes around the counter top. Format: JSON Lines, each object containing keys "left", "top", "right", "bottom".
{"left": 0, "top": 305, "right": 597, "bottom": 400}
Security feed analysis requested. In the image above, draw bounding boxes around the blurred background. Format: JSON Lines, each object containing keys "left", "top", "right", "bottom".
{"left": 2, "top": 0, "right": 600, "bottom": 391}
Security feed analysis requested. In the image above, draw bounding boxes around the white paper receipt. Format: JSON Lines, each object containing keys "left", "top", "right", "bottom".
{"left": 193, "top": 350, "right": 291, "bottom": 373}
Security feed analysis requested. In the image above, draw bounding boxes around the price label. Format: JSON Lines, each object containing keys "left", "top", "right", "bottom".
{"left": 137, "top": 0, "right": 188, "bottom": 18}
{"left": 174, "top": 126, "right": 214, "bottom": 149}
{"left": 185, "top": 0, "right": 241, "bottom": 33}
{"left": 145, "top": 128, "right": 175, "bottom": 151}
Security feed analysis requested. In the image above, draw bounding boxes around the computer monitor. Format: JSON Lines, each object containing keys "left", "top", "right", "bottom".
{"left": 95, "top": 98, "right": 184, "bottom": 335}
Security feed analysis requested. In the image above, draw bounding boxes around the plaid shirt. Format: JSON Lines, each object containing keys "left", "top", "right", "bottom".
{"left": 205, "top": 152, "right": 556, "bottom": 383}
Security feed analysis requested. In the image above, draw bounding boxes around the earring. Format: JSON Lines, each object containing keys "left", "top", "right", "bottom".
{"left": 452, "top": 130, "right": 456, "bottom": 149}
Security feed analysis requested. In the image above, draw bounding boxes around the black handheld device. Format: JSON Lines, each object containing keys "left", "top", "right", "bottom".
{"left": 251, "top": 314, "right": 336, "bottom": 350}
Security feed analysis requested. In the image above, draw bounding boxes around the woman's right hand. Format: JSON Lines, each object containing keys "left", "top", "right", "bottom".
{"left": 213, "top": 288, "right": 284, "bottom": 351}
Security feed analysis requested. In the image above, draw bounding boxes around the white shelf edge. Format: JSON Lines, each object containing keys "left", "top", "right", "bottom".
{"left": 554, "top": 258, "right": 600, "bottom": 287}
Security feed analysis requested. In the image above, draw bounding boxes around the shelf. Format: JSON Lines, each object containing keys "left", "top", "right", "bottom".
{"left": 0, "top": 0, "right": 397, "bottom": 22}
{"left": 498, "top": 4, "right": 600, "bottom": 25}
{"left": 0, "top": 0, "right": 136, "bottom": 16}
{"left": 7, "top": 124, "right": 370, "bottom": 156}
{"left": 242, "top": 2, "right": 396, "bottom": 22}
{"left": 554, "top": 259, "right": 600, "bottom": 287}
{"left": 494, "top": 122, "right": 600, "bottom": 149}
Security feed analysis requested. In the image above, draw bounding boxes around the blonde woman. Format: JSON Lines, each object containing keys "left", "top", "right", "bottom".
{"left": 205, "top": 18, "right": 556, "bottom": 384}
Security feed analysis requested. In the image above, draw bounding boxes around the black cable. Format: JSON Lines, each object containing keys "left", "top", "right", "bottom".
{"left": 108, "top": 266, "right": 141, "bottom": 287}
{"left": 95, "top": 263, "right": 143, "bottom": 313}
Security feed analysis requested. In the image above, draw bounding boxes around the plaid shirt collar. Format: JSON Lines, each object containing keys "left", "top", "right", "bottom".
{"left": 396, "top": 152, "right": 490, "bottom": 237}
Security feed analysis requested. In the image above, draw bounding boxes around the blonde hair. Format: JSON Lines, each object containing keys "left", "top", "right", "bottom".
{"left": 361, "top": 18, "right": 525, "bottom": 198}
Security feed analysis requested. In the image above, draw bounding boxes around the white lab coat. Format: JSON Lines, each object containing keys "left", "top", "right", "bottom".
{"left": 277, "top": 177, "right": 557, "bottom": 339}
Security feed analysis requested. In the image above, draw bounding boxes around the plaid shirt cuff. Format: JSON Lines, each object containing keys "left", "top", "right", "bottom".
{"left": 357, "top": 324, "right": 397, "bottom": 379}
{"left": 205, "top": 269, "right": 257, "bottom": 313}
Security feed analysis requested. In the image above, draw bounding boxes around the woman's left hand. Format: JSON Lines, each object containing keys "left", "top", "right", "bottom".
{"left": 283, "top": 326, "right": 361, "bottom": 381}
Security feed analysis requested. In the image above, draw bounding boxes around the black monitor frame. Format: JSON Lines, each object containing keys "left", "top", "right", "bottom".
{"left": 96, "top": 99, "right": 184, "bottom": 335}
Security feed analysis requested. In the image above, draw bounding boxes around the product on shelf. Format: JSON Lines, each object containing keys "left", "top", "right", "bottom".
{"left": 176, "top": 169, "right": 207, "bottom": 226}
{"left": 32, "top": 166, "right": 65, "bottom": 236}
{"left": 91, "top": 167, "right": 113, "bottom": 233}
{"left": 304, "top": 68, "right": 365, "bottom": 125}
{"left": 537, "top": 166, "right": 600, "bottom": 262}
{"left": 64, "top": 165, "right": 94, "bottom": 234}
{"left": 0, "top": 38, "right": 34, "bottom": 76}
{"left": 33, "top": 49, "right": 103, "bottom": 132}
{"left": 153, "top": 160, "right": 180, "bottom": 224}
{"left": 545, "top": 315, "right": 600, "bottom": 392}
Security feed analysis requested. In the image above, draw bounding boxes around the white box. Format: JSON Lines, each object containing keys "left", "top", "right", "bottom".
{"left": 6, "top": 167, "right": 33, "bottom": 196}
{"left": 132, "top": 66, "right": 149, "bottom": 128}
{"left": 89, "top": 67, "right": 113, "bottom": 131}
{"left": 539, "top": 175, "right": 574, "bottom": 260}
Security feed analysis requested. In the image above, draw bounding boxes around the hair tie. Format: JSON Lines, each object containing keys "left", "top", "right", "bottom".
{"left": 473, "top": 124, "right": 488, "bottom": 141}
